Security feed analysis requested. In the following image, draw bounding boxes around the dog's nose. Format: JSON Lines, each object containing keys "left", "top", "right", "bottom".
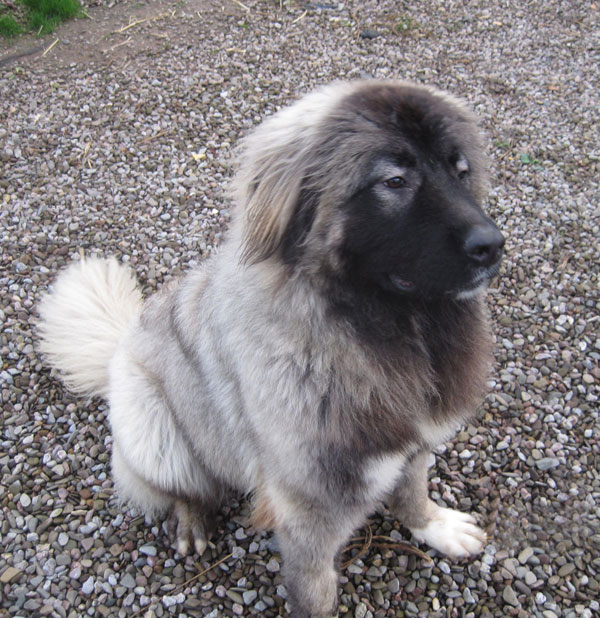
{"left": 464, "top": 224, "right": 505, "bottom": 267}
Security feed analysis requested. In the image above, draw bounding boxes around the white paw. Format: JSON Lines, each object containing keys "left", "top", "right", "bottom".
{"left": 176, "top": 537, "right": 190, "bottom": 556}
{"left": 193, "top": 537, "right": 207, "bottom": 556}
{"left": 409, "top": 506, "right": 486, "bottom": 559}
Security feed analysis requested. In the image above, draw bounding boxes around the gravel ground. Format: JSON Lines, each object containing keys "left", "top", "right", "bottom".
{"left": 1, "top": 0, "right": 599, "bottom": 617}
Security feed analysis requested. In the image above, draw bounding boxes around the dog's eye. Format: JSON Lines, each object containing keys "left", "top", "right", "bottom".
{"left": 384, "top": 177, "right": 406, "bottom": 189}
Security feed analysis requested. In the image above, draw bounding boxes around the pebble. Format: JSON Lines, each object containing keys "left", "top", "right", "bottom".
{"left": 120, "top": 573, "right": 136, "bottom": 589}
{"left": 355, "top": 602, "right": 368, "bottom": 618}
{"left": 0, "top": 567, "right": 21, "bottom": 583}
{"left": 139, "top": 544, "right": 157, "bottom": 556}
{"left": 387, "top": 578, "right": 400, "bottom": 594}
{"left": 234, "top": 527, "right": 247, "bottom": 540}
{"left": 19, "top": 494, "right": 31, "bottom": 508}
{"left": 81, "top": 577, "right": 94, "bottom": 596}
{"left": 57, "top": 532, "right": 69, "bottom": 546}
{"left": 226, "top": 589, "right": 244, "bottom": 605}
{"left": 502, "top": 585, "right": 520, "bottom": 607}
{"left": 524, "top": 570, "right": 537, "bottom": 586}
{"left": 266, "top": 558, "right": 280, "bottom": 573}
{"left": 535, "top": 457, "right": 560, "bottom": 470}
{"left": 517, "top": 547, "right": 534, "bottom": 564}
{"left": 558, "top": 563, "right": 575, "bottom": 577}
{"left": 162, "top": 593, "right": 185, "bottom": 607}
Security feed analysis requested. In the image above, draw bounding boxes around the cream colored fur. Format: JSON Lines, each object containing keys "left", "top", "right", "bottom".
{"left": 38, "top": 257, "right": 141, "bottom": 399}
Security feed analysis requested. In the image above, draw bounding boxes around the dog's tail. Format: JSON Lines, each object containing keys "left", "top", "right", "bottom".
{"left": 38, "top": 256, "right": 142, "bottom": 399}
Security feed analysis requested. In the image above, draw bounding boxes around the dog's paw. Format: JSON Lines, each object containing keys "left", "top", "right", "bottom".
{"left": 173, "top": 499, "right": 209, "bottom": 557}
{"left": 409, "top": 506, "right": 486, "bottom": 559}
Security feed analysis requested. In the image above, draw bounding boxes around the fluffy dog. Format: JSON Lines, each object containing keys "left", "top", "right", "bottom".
{"left": 39, "top": 80, "right": 504, "bottom": 617}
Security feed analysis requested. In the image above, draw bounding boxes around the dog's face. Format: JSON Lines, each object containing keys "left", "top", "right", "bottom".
{"left": 235, "top": 81, "right": 504, "bottom": 301}
{"left": 336, "top": 86, "right": 505, "bottom": 300}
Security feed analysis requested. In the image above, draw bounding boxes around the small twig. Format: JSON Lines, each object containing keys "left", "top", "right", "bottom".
{"left": 351, "top": 8, "right": 362, "bottom": 39}
{"left": 341, "top": 524, "right": 372, "bottom": 569}
{"left": 173, "top": 552, "right": 233, "bottom": 594}
{"left": 79, "top": 142, "right": 91, "bottom": 164}
{"left": 137, "top": 130, "right": 170, "bottom": 144}
{"left": 498, "top": 138, "right": 515, "bottom": 162}
{"left": 229, "top": 0, "right": 250, "bottom": 12}
{"left": 115, "top": 17, "right": 148, "bottom": 34}
{"left": 130, "top": 552, "right": 233, "bottom": 617}
{"left": 558, "top": 253, "right": 572, "bottom": 270}
{"left": 42, "top": 39, "right": 59, "bottom": 57}
{"left": 108, "top": 37, "right": 132, "bottom": 52}
{"left": 292, "top": 9, "right": 308, "bottom": 24}
{"left": 341, "top": 527, "right": 433, "bottom": 569}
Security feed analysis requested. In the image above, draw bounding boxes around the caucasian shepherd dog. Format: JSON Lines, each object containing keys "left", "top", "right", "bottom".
{"left": 39, "top": 80, "right": 504, "bottom": 617}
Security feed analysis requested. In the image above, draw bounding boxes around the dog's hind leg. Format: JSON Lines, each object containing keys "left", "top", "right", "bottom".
{"left": 172, "top": 497, "right": 219, "bottom": 556}
{"left": 111, "top": 442, "right": 173, "bottom": 517}
{"left": 389, "top": 450, "right": 486, "bottom": 559}
{"left": 112, "top": 439, "right": 221, "bottom": 557}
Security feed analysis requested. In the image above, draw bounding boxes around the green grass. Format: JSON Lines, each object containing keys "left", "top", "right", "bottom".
{"left": 0, "top": 0, "right": 81, "bottom": 38}
{"left": 0, "top": 13, "right": 24, "bottom": 38}
{"left": 394, "top": 15, "right": 418, "bottom": 34}
{"left": 519, "top": 152, "right": 542, "bottom": 166}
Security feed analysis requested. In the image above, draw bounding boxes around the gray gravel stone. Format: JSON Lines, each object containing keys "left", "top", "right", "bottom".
{"left": 81, "top": 576, "right": 94, "bottom": 596}
{"left": 502, "top": 585, "right": 520, "bottom": 607}
{"left": 535, "top": 457, "right": 561, "bottom": 471}
{"left": 517, "top": 547, "right": 534, "bottom": 564}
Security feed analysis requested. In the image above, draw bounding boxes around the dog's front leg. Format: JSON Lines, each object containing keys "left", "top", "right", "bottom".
{"left": 272, "top": 500, "right": 352, "bottom": 618}
{"left": 389, "top": 450, "right": 486, "bottom": 559}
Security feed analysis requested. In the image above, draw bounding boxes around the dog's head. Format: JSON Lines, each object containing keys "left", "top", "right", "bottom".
{"left": 232, "top": 80, "right": 504, "bottom": 301}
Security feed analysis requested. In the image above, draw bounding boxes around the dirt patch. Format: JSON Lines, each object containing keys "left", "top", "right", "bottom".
{"left": 0, "top": 0, "right": 241, "bottom": 71}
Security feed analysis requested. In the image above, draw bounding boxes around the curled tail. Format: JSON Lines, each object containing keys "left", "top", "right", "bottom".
{"left": 38, "top": 256, "right": 142, "bottom": 399}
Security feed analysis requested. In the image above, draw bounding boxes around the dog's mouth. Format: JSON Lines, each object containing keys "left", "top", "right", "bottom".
{"left": 453, "top": 261, "right": 501, "bottom": 300}
{"left": 389, "top": 275, "right": 415, "bottom": 293}
{"left": 388, "top": 255, "right": 502, "bottom": 298}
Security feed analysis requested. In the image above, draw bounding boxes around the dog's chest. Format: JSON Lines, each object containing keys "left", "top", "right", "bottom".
{"left": 362, "top": 452, "right": 408, "bottom": 501}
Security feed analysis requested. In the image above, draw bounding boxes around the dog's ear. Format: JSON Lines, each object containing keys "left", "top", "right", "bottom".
{"left": 230, "top": 84, "right": 352, "bottom": 265}
{"left": 237, "top": 147, "right": 308, "bottom": 265}
{"left": 280, "top": 184, "right": 320, "bottom": 267}
{"left": 232, "top": 120, "right": 317, "bottom": 265}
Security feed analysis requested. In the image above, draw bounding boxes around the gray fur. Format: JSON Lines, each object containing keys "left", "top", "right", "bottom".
{"left": 38, "top": 80, "right": 498, "bottom": 617}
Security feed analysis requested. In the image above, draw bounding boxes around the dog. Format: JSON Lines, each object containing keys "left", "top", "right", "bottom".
{"left": 38, "top": 80, "right": 504, "bottom": 618}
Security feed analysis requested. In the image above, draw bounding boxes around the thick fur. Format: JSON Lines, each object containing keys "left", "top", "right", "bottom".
{"left": 37, "top": 257, "right": 142, "bottom": 399}
{"left": 38, "top": 80, "right": 504, "bottom": 618}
